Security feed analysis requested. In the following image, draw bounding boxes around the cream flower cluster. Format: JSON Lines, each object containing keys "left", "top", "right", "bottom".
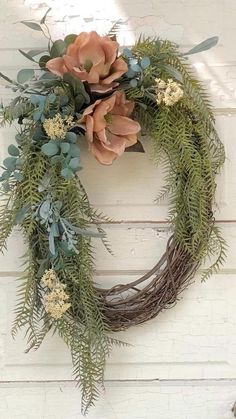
{"left": 42, "top": 269, "right": 71, "bottom": 320}
{"left": 43, "top": 113, "right": 74, "bottom": 140}
{"left": 155, "top": 78, "right": 183, "bottom": 106}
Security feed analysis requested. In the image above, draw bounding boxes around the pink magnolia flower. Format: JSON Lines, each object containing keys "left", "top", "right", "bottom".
{"left": 46, "top": 31, "right": 128, "bottom": 92}
{"left": 81, "top": 90, "right": 141, "bottom": 165}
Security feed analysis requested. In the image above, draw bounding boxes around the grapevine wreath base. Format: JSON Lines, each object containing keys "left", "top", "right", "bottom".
{"left": 0, "top": 10, "right": 226, "bottom": 414}
{"left": 98, "top": 236, "right": 198, "bottom": 330}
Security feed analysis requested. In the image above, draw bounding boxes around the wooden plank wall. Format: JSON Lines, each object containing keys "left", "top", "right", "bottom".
{"left": 0, "top": 1, "right": 236, "bottom": 417}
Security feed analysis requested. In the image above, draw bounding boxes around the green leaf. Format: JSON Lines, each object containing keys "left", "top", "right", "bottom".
{"left": 39, "top": 200, "right": 51, "bottom": 219}
{"left": 39, "top": 55, "right": 51, "bottom": 69}
{"left": 51, "top": 222, "right": 60, "bottom": 237}
{"left": 15, "top": 206, "right": 29, "bottom": 224}
{"left": 50, "top": 40, "right": 67, "bottom": 58}
{"left": 51, "top": 155, "right": 63, "bottom": 164}
{"left": 63, "top": 73, "right": 88, "bottom": 98}
{"left": 61, "top": 167, "right": 74, "bottom": 180}
{"left": 163, "top": 65, "right": 183, "bottom": 83}
{"left": 15, "top": 157, "right": 24, "bottom": 168}
{"left": 69, "top": 144, "right": 80, "bottom": 157}
{"left": 17, "top": 69, "right": 34, "bottom": 84}
{"left": 68, "top": 157, "right": 80, "bottom": 170}
{"left": 20, "top": 21, "right": 42, "bottom": 31}
{"left": 130, "top": 79, "right": 138, "bottom": 87}
{"left": 60, "top": 142, "right": 70, "bottom": 154}
{"left": 140, "top": 56, "right": 150, "bottom": 69}
{"left": 18, "top": 49, "right": 37, "bottom": 63}
{"left": 40, "top": 8, "right": 51, "bottom": 24}
{"left": 0, "top": 170, "right": 11, "bottom": 181}
{"left": 74, "top": 94, "right": 85, "bottom": 111}
{"left": 65, "top": 132, "right": 77, "bottom": 143}
{"left": 49, "top": 230, "right": 56, "bottom": 255}
{"left": 41, "top": 142, "right": 59, "bottom": 156}
{"left": 38, "top": 173, "right": 51, "bottom": 192}
{"left": 27, "top": 48, "right": 48, "bottom": 57}
{"left": 14, "top": 171, "right": 24, "bottom": 182}
{"left": 3, "top": 157, "right": 16, "bottom": 171}
{"left": 184, "top": 36, "right": 219, "bottom": 56}
{"left": 8, "top": 144, "right": 19, "bottom": 156}
{"left": 64, "top": 34, "right": 77, "bottom": 46}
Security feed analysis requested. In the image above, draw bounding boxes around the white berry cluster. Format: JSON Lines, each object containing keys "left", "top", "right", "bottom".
{"left": 41, "top": 269, "right": 71, "bottom": 320}
{"left": 155, "top": 78, "right": 184, "bottom": 106}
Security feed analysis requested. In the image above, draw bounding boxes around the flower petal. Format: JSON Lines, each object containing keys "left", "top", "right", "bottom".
{"left": 108, "top": 115, "right": 141, "bottom": 136}
{"left": 101, "top": 57, "right": 128, "bottom": 85}
{"left": 78, "top": 31, "right": 105, "bottom": 65}
{"left": 46, "top": 57, "right": 68, "bottom": 77}
{"left": 103, "top": 132, "right": 127, "bottom": 156}
{"left": 93, "top": 94, "right": 117, "bottom": 132}
{"left": 85, "top": 115, "right": 94, "bottom": 143}
{"left": 89, "top": 138, "right": 117, "bottom": 165}
{"left": 112, "top": 91, "right": 135, "bottom": 116}
{"left": 100, "top": 36, "right": 119, "bottom": 65}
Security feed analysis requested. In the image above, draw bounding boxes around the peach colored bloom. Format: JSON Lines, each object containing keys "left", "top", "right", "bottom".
{"left": 46, "top": 31, "right": 128, "bottom": 92}
{"left": 81, "top": 90, "right": 141, "bottom": 165}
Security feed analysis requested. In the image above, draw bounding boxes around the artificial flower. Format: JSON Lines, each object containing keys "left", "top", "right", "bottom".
{"left": 46, "top": 31, "right": 128, "bottom": 93}
{"left": 155, "top": 78, "right": 184, "bottom": 106}
{"left": 81, "top": 90, "right": 141, "bottom": 165}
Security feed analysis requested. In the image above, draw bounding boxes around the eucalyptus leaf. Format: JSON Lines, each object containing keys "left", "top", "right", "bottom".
{"left": 49, "top": 230, "right": 56, "bottom": 255}
{"left": 0, "top": 170, "right": 11, "bottom": 181}
{"left": 163, "top": 65, "right": 183, "bottom": 83}
{"left": 65, "top": 132, "right": 77, "bottom": 143}
{"left": 27, "top": 48, "right": 48, "bottom": 57}
{"left": 17, "top": 69, "right": 34, "bottom": 84}
{"left": 18, "top": 49, "right": 37, "bottom": 63}
{"left": 38, "top": 173, "right": 51, "bottom": 192}
{"left": 39, "top": 55, "right": 51, "bottom": 69}
{"left": 15, "top": 157, "right": 24, "bottom": 169}
{"left": 61, "top": 167, "right": 74, "bottom": 180}
{"left": 60, "top": 142, "right": 70, "bottom": 154}
{"left": 130, "top": 64, "right": 141, "bottom": 73}
{"left": 39, "top": 200, "right": 51, "bottom": 219}
{"left": 69, "top": 144, "right": 80, "bottom": 158}
{"left": 41, "top": 142, "right": 59, "bottom": 156}
{"left": 64, "top": 34, "right": 77, "bottom": 46}
{"left": 50, "top": 40, "right": 67, "bottom": 58}
{"left": 15, "top": 205, "right": 29, "bottom": 224}
{"left": 20, "top": 21, "right": 42, "bottom": 31}
{"left": 14, "top": 171, "right": 24, "bottom": 182}
{"left": 3, "top": 157, "right": 16, "bottom": 171}
{"left": 183, "top": 36, "right": 219, "bottom": 56}
{"left": 62, "top": 218, "right": 104, "bottom": 238}
{"left": 63, "top": 73, "right": 87, "bottom": 96}
{"left": 122, "top": 48, "right": 133, "bottom": 58}
{"left": 8, "top": 144, "right": 19, "bottom": 156}
{"left": 40, "top": 7, "right": 51, "bottom": 24}
{"left": 51, "top": 222, "right": 60, "bottom": 237}
{"left": 68, "top": 157, "right": 80, "bottom": 170}
{"left": 51, "top": 155, "right": 63, "bottom": 164}
{"left": 33, "top": 110, "right": 42, "bottom": 122}
{"left": 129, "top": 79, "right": 138, "bottom": 87}
{"left": 140, "top": 57, "right": 150, "bottom": 69}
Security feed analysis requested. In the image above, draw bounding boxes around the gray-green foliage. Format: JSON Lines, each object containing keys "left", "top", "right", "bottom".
{"left": 126, "top": 38, "right": 226, "bottom": 275}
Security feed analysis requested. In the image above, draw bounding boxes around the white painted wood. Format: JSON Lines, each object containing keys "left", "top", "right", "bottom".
{"left": 0, "top": 0, "right": 236, "bottom": 418}
{"left": 0, "top": 381, "right": 235, "bottom": 419}
{"left": 1, "top": 273, "right": 236, "bottom": 382}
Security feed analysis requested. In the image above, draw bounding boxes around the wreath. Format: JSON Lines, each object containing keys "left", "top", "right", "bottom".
{"left": 0, "top": 10, "right": 226, "bottom": 414}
